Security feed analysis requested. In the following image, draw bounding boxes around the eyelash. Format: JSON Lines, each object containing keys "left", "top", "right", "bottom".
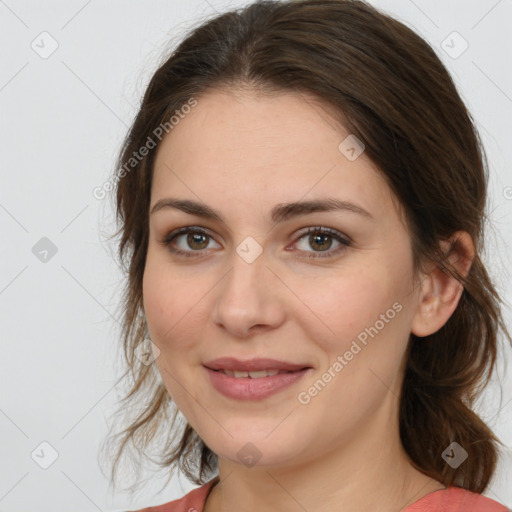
{"left": 160, "top": 226, "right": 351, "bottom": 259}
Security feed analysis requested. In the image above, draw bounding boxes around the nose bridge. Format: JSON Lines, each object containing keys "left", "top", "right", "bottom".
{"left": 212, "top": 242, "right": 285, "bottom": 335}
{"left": 222, "top": 244, "right": 269, "bottom": 303}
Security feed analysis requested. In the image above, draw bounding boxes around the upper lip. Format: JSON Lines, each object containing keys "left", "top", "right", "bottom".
{"left": 203, "top": 357, "right": 312, "bottom": 372}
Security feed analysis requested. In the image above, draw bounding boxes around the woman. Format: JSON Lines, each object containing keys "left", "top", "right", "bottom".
{"left": 102, "top": 1, "right": 511, "bottom": 510}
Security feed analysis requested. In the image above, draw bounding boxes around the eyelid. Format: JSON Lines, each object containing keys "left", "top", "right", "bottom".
{"left": 161, "top": 226, "right": 220, "bottom": 249}
{"left": 293, "top": 226, "right": 352, "bottom": 244}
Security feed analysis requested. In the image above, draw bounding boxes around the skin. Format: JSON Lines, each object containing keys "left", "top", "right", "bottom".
{"left": 142, "top": 88, "right": 474, "bottom": 512}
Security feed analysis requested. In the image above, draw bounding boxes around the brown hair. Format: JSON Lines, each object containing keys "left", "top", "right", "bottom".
{"left": 100, "top": 0, "right": 511, "bottom": 497}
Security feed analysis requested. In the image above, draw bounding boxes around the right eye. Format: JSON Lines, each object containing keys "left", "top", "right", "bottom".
{"left": 161, "top": 226, "right": 221, "bottom": 257}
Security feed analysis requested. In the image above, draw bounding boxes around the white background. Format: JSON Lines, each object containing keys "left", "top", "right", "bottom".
{"left": 0, "top": 1, "right": 511, "bottom": 511}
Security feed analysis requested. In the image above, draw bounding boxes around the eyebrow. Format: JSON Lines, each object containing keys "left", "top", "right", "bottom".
{"left": 150, "top": 197, "right": 373, "bottom": 225}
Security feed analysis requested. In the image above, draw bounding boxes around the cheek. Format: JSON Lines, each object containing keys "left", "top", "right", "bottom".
{"left": 291, "top": 257, "right": 414, "bottom": 378}
{"left": 142, "top": 260, "right": 170, "bottom": 340}
{"left": 293, "top": 269, "right": 396, "bottom": 342}
{"left": 142, "top": 257, "right": 206, "bottom": 407}
{"left": 142, "top": 254, "right": 197, "bottom": 348}
{"left": 294, "top": 272, "right": 411, "bottom": 424}
{"left": 142, "top": 251, "right": 217, "bottom": 371}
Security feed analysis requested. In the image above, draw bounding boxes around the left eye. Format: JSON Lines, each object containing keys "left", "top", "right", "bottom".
{"left": 292, "top": 226, "right": 351, "bottom": 258}
{"left": 161, "top": 226, "right": 351, "bottom": 259}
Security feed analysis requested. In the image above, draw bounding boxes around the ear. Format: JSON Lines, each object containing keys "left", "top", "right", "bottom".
{"left": 411, "top": 231, "right": 475, "bottom": 337}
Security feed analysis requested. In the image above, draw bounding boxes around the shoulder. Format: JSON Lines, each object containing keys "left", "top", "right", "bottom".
{"left": 127, "top": 477, "right": 219, "bottom": 512}
{"left": 406, "top": 486, "right": 510, "bottom": 512}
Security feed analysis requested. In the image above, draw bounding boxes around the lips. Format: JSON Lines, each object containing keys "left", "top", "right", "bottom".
{"left": 204, "top": 364, "right": 313, "bottom": 400}
{"left": 203, "top": 357, "right": 312, "bottom": 373}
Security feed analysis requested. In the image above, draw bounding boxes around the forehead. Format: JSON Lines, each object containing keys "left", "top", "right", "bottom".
{"left": 155, "top": 88, "right": 349, "bottom": 169}
{"left": 151, "top": 89, "right": 394, "bottom": 222}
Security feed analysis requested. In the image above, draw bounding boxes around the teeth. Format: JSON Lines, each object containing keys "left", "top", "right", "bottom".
{"left": 221, "top": 369, "right": 283, "bottom": 378}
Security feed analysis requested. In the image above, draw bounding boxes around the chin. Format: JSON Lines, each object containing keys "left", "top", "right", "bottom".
{"left": 201, "top": 426, "right": 312, "bottom": 470}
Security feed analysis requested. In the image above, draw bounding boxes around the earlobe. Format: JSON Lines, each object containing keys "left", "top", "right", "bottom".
{"left": 411, "top": 231, "right": 475, "bottom": 338}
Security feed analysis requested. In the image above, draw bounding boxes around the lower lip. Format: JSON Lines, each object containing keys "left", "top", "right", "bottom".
{"left": 205, "top": 367, "right": 312, "bottom": 400}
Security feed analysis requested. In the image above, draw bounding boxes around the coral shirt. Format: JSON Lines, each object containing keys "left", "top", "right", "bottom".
{"left": 129, "top": 477, "right": 510, "bottom": 512}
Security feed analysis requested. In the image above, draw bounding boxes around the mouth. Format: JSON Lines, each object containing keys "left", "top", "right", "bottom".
{"left": 207, "top": 368, "right": 306, "bottom": 378}
{"left": 203, "top": 357, "right": 312, "bottom": 375}
{"left": 203, "top": 357, "right": 313, "bottom": 400}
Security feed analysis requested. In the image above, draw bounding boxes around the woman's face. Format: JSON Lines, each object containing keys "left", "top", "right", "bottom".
{"left": 143, "top": 89, "right": 423, "bottom": 469}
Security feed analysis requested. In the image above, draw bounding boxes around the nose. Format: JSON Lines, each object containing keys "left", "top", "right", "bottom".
{"left": 211, "top": 248, "right": 286, "bottom": 338}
